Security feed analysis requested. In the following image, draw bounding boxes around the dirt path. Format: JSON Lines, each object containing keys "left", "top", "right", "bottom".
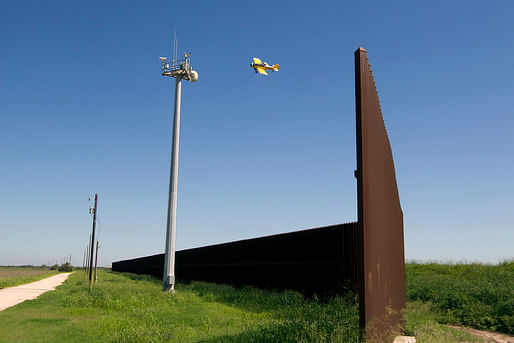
{"left": 0, "top": 272, "right": 72, "bottom": 311}
{"left": 448, "top": 325, "right": 514, "bottom": 343}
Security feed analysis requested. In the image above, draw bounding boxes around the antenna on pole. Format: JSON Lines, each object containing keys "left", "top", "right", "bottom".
{"left": 160, "top": 33, "right": 198, "bottom": 82}
{"left": 159, "top": 34, "right": 199, "bottom": 292}
{"left": 172, "top": 33, "right": 174, "bottom": 67}
{"left": 172, "top": 30, "right": 177, "bottom": 67}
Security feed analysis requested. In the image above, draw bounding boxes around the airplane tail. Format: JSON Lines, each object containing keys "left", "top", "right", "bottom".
{"left": 272, "top": 64, "right": 279, "bottom": 71}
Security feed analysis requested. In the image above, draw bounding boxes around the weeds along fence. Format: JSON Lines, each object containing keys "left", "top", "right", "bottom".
{"left": 112, "top": 222, "right": 359, "bottom": 295}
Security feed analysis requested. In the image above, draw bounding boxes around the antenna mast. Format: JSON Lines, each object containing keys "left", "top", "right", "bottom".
{"left": 172, "top": 31, "right": 177, "bottom": 67}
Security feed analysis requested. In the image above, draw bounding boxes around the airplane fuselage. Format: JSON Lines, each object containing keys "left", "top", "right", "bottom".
{"left": 250, "top": 62, "right": 274, "bottom": 70}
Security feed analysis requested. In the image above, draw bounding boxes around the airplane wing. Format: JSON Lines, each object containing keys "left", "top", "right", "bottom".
{"left": 253, "top": 57, "right": 262, "bottom": 64}
{"left": 256, "top": 67, "right": 268, "bottom": 75}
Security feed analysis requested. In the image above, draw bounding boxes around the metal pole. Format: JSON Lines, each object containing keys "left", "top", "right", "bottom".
{"left": 94, "top": 241, "right": 99, "bottom": 283}
{"left": 163, "top": 77, "right": 182, "bottom": 292}
{"left": 89, "top": 194, "right": 98, "bottom": 288}
{"left": 86, "top": 235, "right": 91, "bottom": 273}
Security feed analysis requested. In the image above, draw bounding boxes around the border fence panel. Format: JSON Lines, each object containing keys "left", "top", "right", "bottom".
{"left": 113, "top": 222, "right": 358, "bottom": 294}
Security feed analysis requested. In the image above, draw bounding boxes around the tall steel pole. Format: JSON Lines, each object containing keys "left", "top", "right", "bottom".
{"left": 160, "top": 51, "right": 197, "bottom": 292}
{"left": 163, "top": 78, "right": 182, "bottom": 292}
{"left": 89, "top": 194, "right": 98, "bottom": 289}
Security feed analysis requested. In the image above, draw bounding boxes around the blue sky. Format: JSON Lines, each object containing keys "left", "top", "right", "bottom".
{"left": 1, "top": 1, "right": 512, "bottom": 266}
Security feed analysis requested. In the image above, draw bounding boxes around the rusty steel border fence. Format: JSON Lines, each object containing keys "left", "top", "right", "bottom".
{"left": 355, "top": 47, "right": 406, "bottom": 338}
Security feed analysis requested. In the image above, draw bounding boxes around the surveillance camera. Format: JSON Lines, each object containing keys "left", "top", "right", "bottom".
{"left": 189, "top": 70, "right": 199, "bottom": 82}
{"left": 159, "top": 57, "right": 167, "bottom": 61}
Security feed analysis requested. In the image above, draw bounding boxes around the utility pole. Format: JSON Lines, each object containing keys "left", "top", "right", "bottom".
{"left": 89, "top": 194, "right": 98, "bottom": 289}
{"left": 85, "top": 246, "right": 89, "bottom": 272}
{"left": 94, "top": 241, "right": 99, "bottom": 283}
{"left": 159, "top": 42, "right": 198, "bottom": 292}
{"left": 86, "top": 235, "right": 91, "bottom": 273}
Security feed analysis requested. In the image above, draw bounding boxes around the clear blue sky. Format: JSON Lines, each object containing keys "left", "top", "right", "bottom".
{"left": 1, "top": 1, "right": 512, "bottom": 267}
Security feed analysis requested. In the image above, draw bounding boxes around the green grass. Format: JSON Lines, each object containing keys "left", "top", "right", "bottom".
{"left": 406, "top": 260, "right": 514, "bottom": 334}
{"left": 405, "top": 301, "right": 482, "bottom": 343}
{"left": 2, "top": 263, "right": 510, "bottom": 342}
{"left": 0, "top": 270, "right": 361, "bottom": 343}
{"left": 0, "top": 267, "right": 60, "bottom": 289}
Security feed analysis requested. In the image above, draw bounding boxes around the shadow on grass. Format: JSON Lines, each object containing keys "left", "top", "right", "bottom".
{"left": 186, "top": 281, "right": 360, "bottom": 343}
{"left": 109, "top": 271, "right": 361, "bottom": 342}
{"left": 108, "top": 270, "right": 161, "bottom": 285}
{"left": 195, "top": 320, "right": 361, "bottom": 343}
{"left": 180, "top": 279, "right": 357, "bottom": 315}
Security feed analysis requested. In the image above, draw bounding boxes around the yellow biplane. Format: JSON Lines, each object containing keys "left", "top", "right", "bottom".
{"left": 250, "top": 57, "right": 279, "bottom": 75}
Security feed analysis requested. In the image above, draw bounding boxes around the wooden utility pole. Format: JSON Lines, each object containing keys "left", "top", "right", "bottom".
{"left": 86, "top": 235, "right": 91, "bottom": 273}
{"left": 85, "top": 246, "right": 89, "bottom": 272}
{"left": 88, "top": 194, "right": 98, "bottom": 288}
{"left": 94, "top": 241, "right": 99, "bottom": 283}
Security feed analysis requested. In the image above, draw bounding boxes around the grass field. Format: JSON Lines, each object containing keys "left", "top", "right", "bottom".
{"left": 0, "top": 267, "right": 59, "bottom": 289}
{"left": 0, "top": 269, "right": 485, "bottom": 343}
{"left": 406, "top": 261, "right": 514, "bottom": 334}
{"left": 0, "top": 270, "right": 360, "bottom": 342}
